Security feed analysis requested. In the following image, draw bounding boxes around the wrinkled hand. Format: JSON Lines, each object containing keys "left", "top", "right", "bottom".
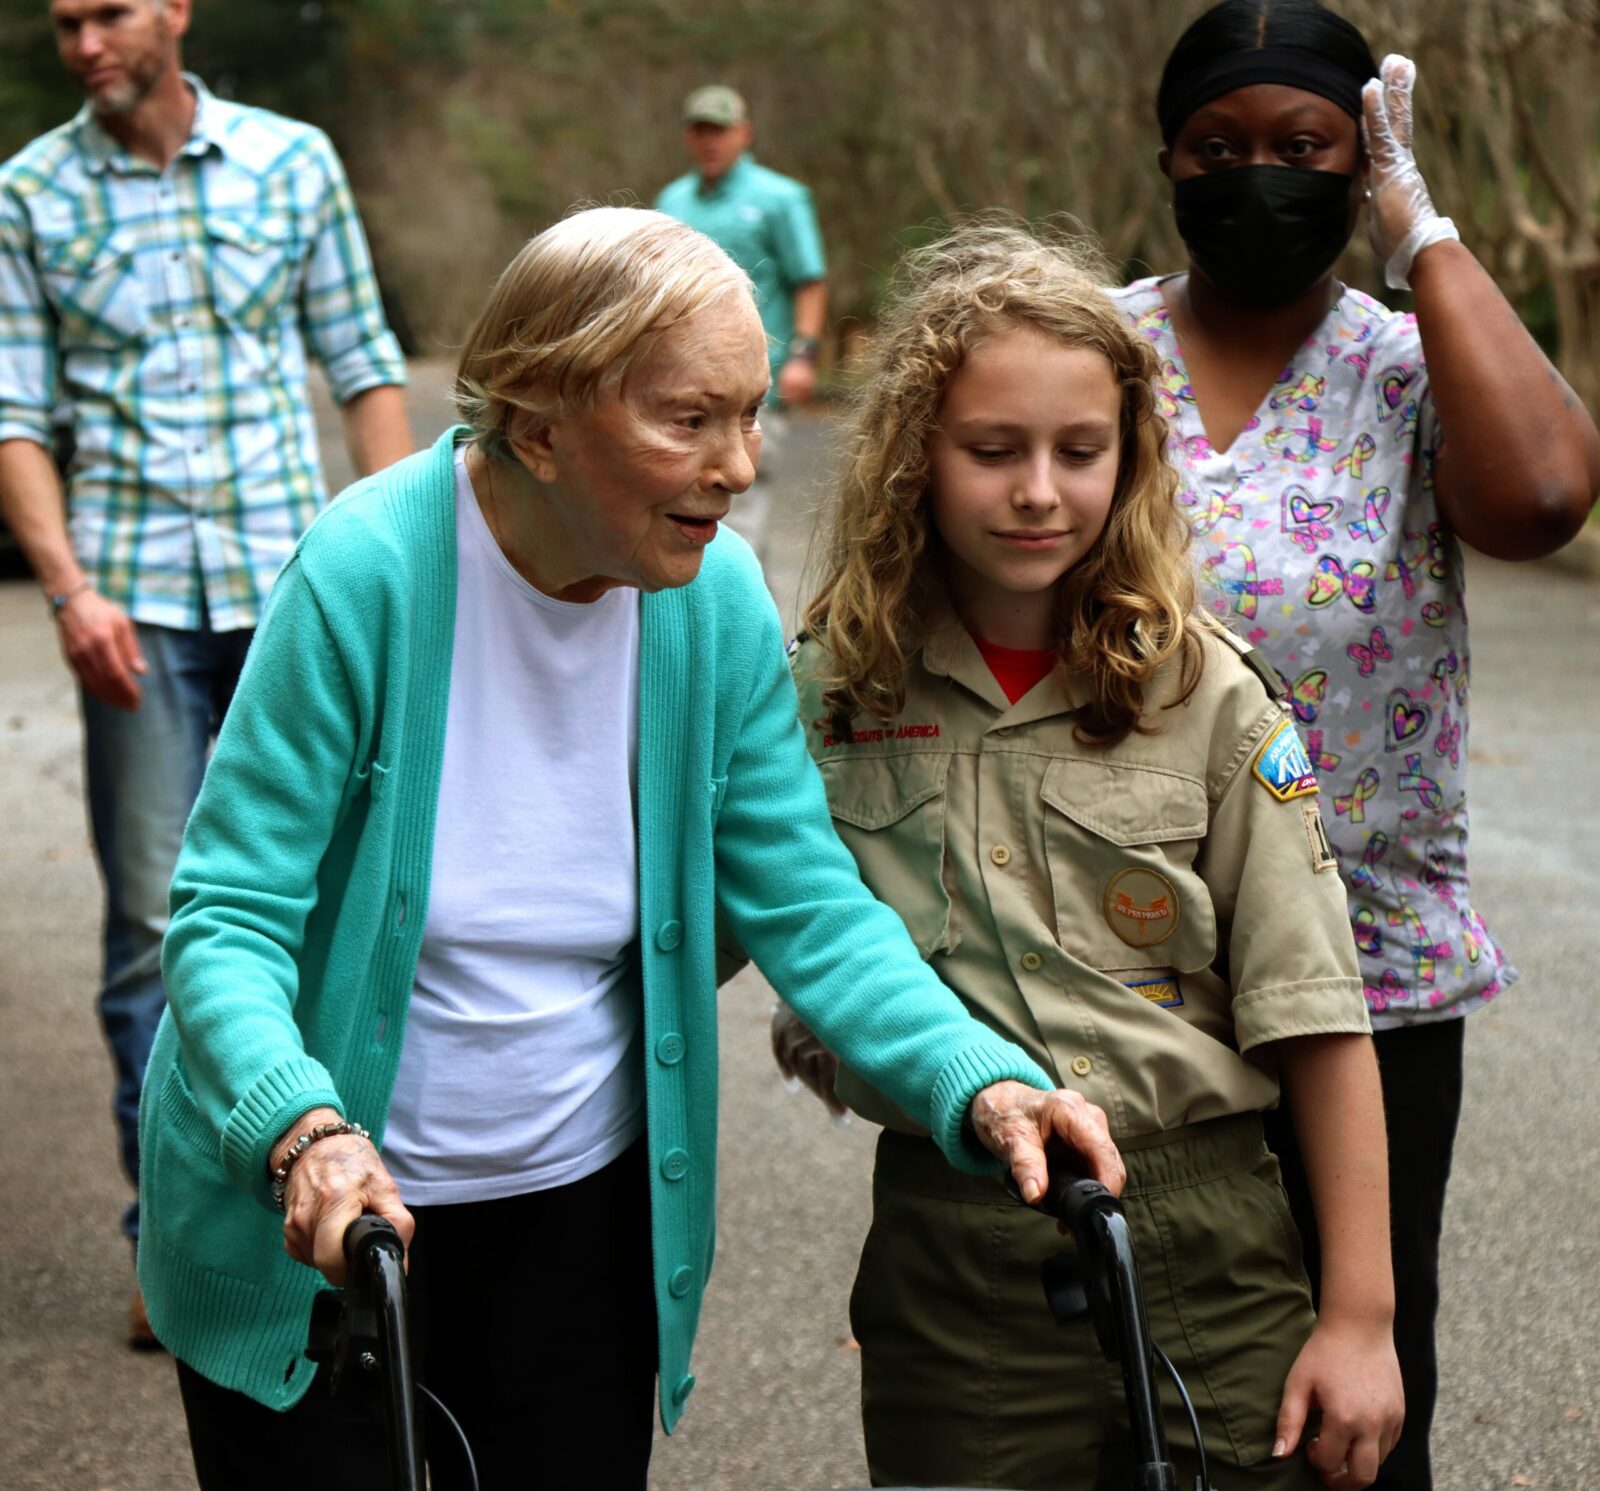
{"left": 770, "top": 1000, "right": 847, "bottom": 1116}
{"left": 968, "top": 1081, "right": 1124, "bottom": 1204}
{"left": 274, "top": 1107, "right": 414, "bottom": 1287}
{"left": 776, "top": 356, "right": 817, "bottom": 407}
{"left": 1362, "top": 55, "right": 1455, "bottom": 288}
{"left": 1273, "top": 1315, "right": 1404, "bottom": 1488}
{"left": 57, "top": 588, "right": 146, "bottom": 710}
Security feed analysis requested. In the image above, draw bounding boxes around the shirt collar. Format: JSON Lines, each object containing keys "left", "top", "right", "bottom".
{"left": 75, "top": 72, "right": 221, "bottom": 176}
{"left": 918, "top": 593, "right": 1088, "bottom": 727}
{"left": 697, "top": 151, "right": 753, "bottom": 199}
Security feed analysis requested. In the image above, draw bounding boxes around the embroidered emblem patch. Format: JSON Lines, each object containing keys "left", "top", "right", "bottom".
{"left": 1103, "top": 867, "right": 1180, "bottom": 949}
{"left": 1252, "top": 719, "right": 1319, "bottom": 801}
{"left": 1303, "top": 801, "right": 1338, "bottom": 873}
{"left": 1124, "top": 975, "right": 1184, "bottom": 1009}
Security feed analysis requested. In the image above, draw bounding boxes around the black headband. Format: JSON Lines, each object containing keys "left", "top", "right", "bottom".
{"left": 1158, "top": 45, "right": 1371, "bottom": 144}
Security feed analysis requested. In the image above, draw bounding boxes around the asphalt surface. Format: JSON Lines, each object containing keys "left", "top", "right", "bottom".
{"left": 1, "top": 365, "right": 1596, "bottom": 1489}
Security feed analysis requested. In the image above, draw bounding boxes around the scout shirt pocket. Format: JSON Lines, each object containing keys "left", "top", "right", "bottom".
{"left": 1040, "top": 757, "right": 1217, "bottom": 975}
{"left": 205, "top": 211, "right": 301, "bottom": 335}
{"left": 817, "top": 751, "right": 956, "bottom": 959}
{"left": 37, "top": 226, "right": 148, "bottom": 348}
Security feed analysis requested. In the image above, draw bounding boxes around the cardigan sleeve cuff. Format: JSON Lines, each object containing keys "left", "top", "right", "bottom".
{"left": 928, "top": 1042, "right": 1055, "bottom": 1175}
{"left": 219, "top": 1056, "right": 345, "bottom": 1210}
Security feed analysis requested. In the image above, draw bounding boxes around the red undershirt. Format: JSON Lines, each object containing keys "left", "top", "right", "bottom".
{"left": 971, "top": 632, "right": 1058, "bottom": 704}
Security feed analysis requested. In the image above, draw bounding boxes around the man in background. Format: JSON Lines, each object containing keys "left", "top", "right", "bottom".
{"left": 655, "top": 84, "right": 826, "bottom": 559}
{"left": 0, "top": 0, "right": 412, "bottom": 1343}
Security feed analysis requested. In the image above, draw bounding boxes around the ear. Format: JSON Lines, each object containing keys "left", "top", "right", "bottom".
{"left": 164, "top": 0, "right": 195, "bottom": 42}
{"left": 736, "top": 120, "right": 754, "bottom": 152}
{"left": 506, "top": 409, "right": 561, "bottom": 485}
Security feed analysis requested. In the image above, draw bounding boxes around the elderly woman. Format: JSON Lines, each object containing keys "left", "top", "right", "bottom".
{"left": 135, "top": 206, "right": 1121, "bottom": 1491}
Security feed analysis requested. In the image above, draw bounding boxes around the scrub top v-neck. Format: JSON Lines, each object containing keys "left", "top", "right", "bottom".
{"left": 1112, "top": 275, "right": 1515, "bottom": 1028}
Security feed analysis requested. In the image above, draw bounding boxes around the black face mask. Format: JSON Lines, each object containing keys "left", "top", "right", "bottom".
{"left": 1173, "top": 166, "right": 1356, "bottom": 309}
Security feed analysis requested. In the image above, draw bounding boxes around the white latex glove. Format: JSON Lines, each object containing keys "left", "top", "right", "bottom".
{"left": 1362, "top": 53, "right": 1458, "bottom": 290}
{"left": 770, "top": 1000, "right": 848, "bottom": 1118}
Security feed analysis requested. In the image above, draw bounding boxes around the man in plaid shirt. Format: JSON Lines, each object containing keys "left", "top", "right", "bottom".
{"left": 0, "top": 0, "right": 412, "bottom": 1341}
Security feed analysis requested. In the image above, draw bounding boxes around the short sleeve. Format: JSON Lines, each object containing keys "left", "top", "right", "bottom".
{"left": 768, "top": 186, "right": 826, "bottom": 290}
{"left": 1196, "top": 701, "right": 1370, "bottom": 1053}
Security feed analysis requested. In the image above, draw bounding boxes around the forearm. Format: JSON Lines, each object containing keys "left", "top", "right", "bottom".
{"left": 1409, "top": 241, "right": 1600, "bottom": 557}
{"left": 1276, "top": 1033, "right": 1395, "bottom": 1324}
{"left": 339, "top": 384, "right": 413, "bottom": 479}
{"left": 790, "top": 280, "right": 827, "bottom": 341}
{"left": 0, "top": 437, "right": 82, "bottom": 595}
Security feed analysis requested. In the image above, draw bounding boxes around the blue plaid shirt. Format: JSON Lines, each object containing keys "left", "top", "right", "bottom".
{"left": 0, "top": 75, "right": 405, "bottom": 631}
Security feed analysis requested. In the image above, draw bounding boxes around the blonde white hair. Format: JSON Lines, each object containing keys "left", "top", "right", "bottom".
{"left": 455, "top": 206, "right": 755, "bottom": 459}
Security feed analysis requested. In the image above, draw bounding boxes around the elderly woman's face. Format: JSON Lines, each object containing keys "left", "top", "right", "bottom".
{"left": 541, "top": 292, "right": 770, "bottom": 595}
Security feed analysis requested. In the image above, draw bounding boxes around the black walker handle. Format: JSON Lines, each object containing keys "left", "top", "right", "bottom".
{"left": 1009, "top": 1141, "right": 1181, "bottom": 1491}
{"left": 306, "top": 1214, "right": 427, "bottom": 1491}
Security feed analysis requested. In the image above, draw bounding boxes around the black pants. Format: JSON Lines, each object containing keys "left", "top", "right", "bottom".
{"left": 178, "top": 1135, "right": 659, "bottom": 1491}
{"left": 1263, "top": 1019, "right": 1466, "bottom": 1491}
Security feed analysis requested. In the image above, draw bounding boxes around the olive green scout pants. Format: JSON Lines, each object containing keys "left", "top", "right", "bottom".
{"left": 852, "top": 1116, "right": 1323, "bottom": 1490}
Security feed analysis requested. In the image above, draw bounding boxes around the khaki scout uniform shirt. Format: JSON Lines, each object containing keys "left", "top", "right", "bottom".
{"left": 790, "top": 617, "right": 1369, "bottom": 1141}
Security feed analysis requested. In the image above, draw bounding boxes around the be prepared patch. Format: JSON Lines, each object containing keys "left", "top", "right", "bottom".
{"left": 1252, "top": 719, "right": 1319, "bottom": 801}
{"left": 1125, "top": 975, "right": 1184, "bottom": 1009}
{"left": 1103, "top": 867, "right": 1180, "bottom": 949}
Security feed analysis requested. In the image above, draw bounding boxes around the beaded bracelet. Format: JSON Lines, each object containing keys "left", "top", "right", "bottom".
{"left": 270, "top": 1119, "right": 371, "bottom": 1210}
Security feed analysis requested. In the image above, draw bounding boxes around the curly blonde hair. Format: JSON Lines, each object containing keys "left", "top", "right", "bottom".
{"left": 805, "top": 219, "right": 1203, "bottom": 747}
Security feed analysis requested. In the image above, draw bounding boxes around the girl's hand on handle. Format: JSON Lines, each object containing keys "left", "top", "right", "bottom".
{"left": 1361, "top": 54, "right": 1457, "bottom": 288}
{"left": 272, "top": 1106, "right": 414, "bottom": 1287}
{"left": 1273, "top": 1314, "right": 1404, "bottom": 1488}
{"left": 968, "top": 1081, "right": 1125, "bottom": 1203}
{"left": 770, "top": 1000, "right": 847, "bottom": 1117}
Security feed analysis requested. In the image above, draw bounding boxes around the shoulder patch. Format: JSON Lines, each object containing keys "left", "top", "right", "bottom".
{"left": 1252, "top": 718, "right": 1319, "bottom": 801}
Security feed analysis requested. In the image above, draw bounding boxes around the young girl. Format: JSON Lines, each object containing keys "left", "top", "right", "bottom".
{"left": 777, "top": 223, "right": 1403, "bottom": 1490}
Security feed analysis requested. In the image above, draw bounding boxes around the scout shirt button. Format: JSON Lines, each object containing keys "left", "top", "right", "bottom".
{"left": 1020, "top": 951, "right": 1043, "bottom": 972}
{"left": 1071, "top": 1055, "right": 1093, "bottom": 1078}
{"left": 656, "top": 1032, "right": 685, "bottom": 1066}
{"left": 660, "top": 1147, "right": 690, "bottom": 1182}
{"left": 990, "top": 844, "right": 1012, "bottom": 866}
{"left": 656, "top": 919, "right": 683, "bottom": 951}
{"left": 673, "top": 1374, "right": 697, "bottom": 1406}
{"left": 669, "top": 1265, "right": 694, "bottom": 1298}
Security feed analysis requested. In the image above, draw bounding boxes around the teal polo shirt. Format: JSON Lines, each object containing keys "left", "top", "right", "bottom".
{"left": 655, "top": 154, "right": 826, "bottom": 387}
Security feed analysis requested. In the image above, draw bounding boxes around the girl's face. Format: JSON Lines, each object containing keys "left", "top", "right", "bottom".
{"left": 927, "top": 325, "right": 1121, "bottom": 640}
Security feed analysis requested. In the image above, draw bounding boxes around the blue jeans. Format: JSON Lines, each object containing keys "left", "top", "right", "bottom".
{"left": 82, "top": 620, "right": 253, "bottom": 1240}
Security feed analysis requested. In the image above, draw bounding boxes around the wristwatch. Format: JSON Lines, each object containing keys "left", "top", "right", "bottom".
{"left": 787, "top": 335, "right": 820, "bottom": 363}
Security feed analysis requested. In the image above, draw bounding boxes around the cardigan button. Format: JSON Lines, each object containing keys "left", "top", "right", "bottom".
{"left": 660, "top": 1147, "right": 690, "bottom": 1182}
{"left": 673, "top": 1373, "right": 696, "bottom": 1407}
{"left": 668, "top": 1265, "right": 694, "bottom": 1298}
{"left": 656, "top": 919, "right": 683, "bottom": 952}
{"left": 655, "top": 1032, "right": 685, "bottom": 1066}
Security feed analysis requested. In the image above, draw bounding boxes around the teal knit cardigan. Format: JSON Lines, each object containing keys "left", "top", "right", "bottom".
{"left": 138, "top": 428, "right": 1051, "bottom": 1428}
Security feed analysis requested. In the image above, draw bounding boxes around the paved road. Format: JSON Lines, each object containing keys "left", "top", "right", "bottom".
{"left": 1, "top": 369, "right": 1596, "bottom": 1489}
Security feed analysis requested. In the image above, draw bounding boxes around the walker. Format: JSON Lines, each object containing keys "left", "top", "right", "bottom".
{"left": 310, "top": 1143, "right": 1212, "bottom": 1491}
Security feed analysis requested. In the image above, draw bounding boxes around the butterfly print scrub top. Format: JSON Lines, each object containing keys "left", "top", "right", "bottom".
{"left": 1112, "top": 277, "right": 1515, "bottom": 1027}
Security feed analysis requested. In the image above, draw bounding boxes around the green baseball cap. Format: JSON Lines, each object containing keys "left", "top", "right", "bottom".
{"left": 683, "top": 85, "right": 748, "bottom": 127}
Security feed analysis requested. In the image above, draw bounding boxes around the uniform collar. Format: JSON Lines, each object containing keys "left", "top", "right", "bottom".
{"left": 696, "top": 152, "right": 754, "bottom": 199}
{"left": 75, "top": 72, "right": 221, "bottom": 177}
{"left": 918, "top": 594, "right": 1089, "bottom": 728}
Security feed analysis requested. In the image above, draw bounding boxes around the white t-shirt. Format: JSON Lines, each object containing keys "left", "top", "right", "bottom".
{"left": 382, "top": 446, "right": 644, "bottom": 1204}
